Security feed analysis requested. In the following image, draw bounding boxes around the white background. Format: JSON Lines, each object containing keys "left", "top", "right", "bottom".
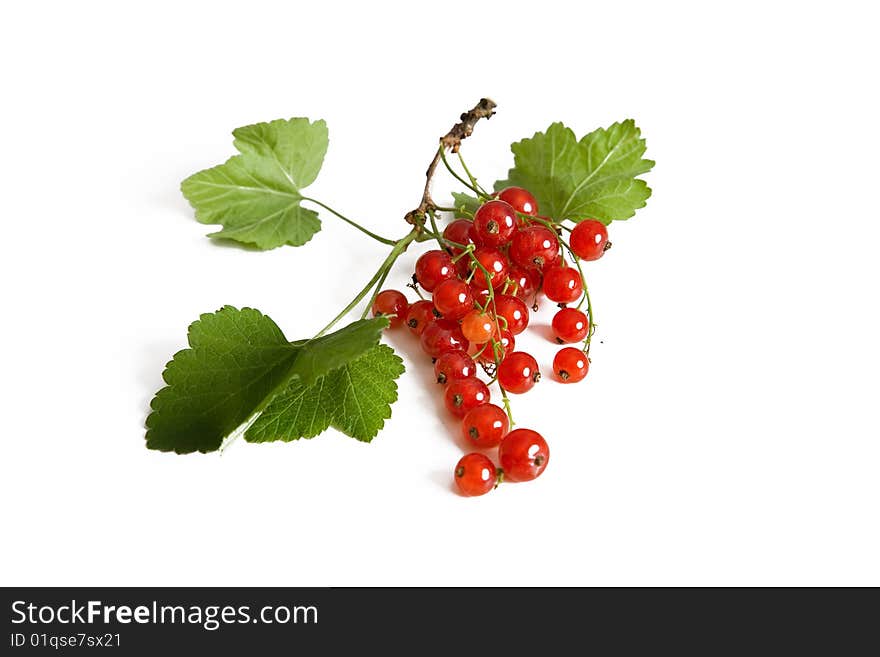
{"left": 2, "top": 1, "right": 878, "bottom": 586}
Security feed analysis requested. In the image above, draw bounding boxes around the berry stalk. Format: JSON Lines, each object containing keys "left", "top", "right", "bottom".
{"left": 317, "top": 99, "right": 498, "bottom": 338}
{"left": 301, "top": 196, "right": 397, "bottom": 246}
{"left": 315, "top": 228, "right": 420, "bottom": 337}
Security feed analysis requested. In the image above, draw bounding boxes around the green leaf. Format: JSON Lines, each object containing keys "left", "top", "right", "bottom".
{"left": 181, "top": 118, "right": 329, "bottom": 250}
{"left": 494, "top": 120, "right": 654, "bottom": 224}
{"left": 291, "top": 317, "right": 389, "bottom": 387}
{"left": 327, "top": 344, "right": 404, "bottom": 440}
{"left": 244, "top": 375, "right": 330, "bottom": 442}
{"left": 451, "top": 191, "right": 481, "bottom": 217}
{"left": 246, "top": 345, "right": 405, "bottom": 444}
{"left": 145, "top": 306, "right": 299, "bottom": 454}
{"left": 145, "top": 307, "right": 392, "bottom": 454}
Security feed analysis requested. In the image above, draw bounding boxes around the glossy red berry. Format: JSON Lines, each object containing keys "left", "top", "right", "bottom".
{"left": 492, "top": 294, "right": 529, "bottom": 335}
{"left": 506, "top": 265, "right": 541, "bottom": 303}
{"left": 544, "top": 249, "right": 563, "bottom": 269}
{"left": 469, "top": 282, "right": 491, "bottom": 306}
{"left": 420, "top": 319, "right": 469, "bottom": 358}
{"left": 570, "top": 219, "right": 610, "bottom": 261}
{"left": 554, "top": 347, "right": 589, "bottom": 383}
{"left": 499, "top": 429, "right": 549, "bottom": 482}
{"left": 551, "top": 307, "right": 589, "bottom": 343}
{"left": 469, "top": 247, "right": 509, "bottom": 290}
{"left": 496, "top": 329, "right": 515, "bottom": 358}
{"left": 460, "top": 311, "right": 495, "bottom": 344}
{"left": 406, "top": 299, "right": 440, "bottom": 335}
{"left": 444, "top": 377, "right": 490, "bottom": 418}
{"left": 443, "top": 219, "right": 481, "bottom": 254}
{"left": 434, "top": 350, "right": 476, "bottom": 385}
{"left": 454, "top": 453, "right": 497, "bottom": 496}
{"left": 473, "top": 200, "right": 517, "bottom": 246}
{"left": 415, "top": 250, "right": 455, "bottom": 291}
{"left": 509, "top": 225, "right": 559, "bottom": 271}
{"left": 497, "top": 351, "right": 540, "bottom": 394}
{"left": 496, "top": 186, "right": 538, "bottom": 216}
{"left": 476, "top": 328, "right": 515, "bottom": 365}
{"left": 371, "top": 290, "right": 408, "bottom": 328}
{"left": 543, "top": 265, "right": 583, "bottom": 304}
{"left": 461, "top": 403, "right": 509, "bottom": 448}
{"left": 455, "top": 256, "right": 472, "bottom": 279}
{"left": 432, "top": 278, "right": 474, "bottom": 320}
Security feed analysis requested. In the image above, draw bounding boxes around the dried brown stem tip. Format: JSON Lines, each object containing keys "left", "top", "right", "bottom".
{"left": 407, "top": 98, "right": 496, "bottom": 227}
{"left": 441, "top": 98, "right": 497, "bottom": 153}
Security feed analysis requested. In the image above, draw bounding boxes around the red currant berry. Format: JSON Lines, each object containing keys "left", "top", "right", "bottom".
{"left": 460, "top": 310, "right": 495, "bottom": 344}
{"left": 469, "top": 247, "right": 509, "bottom": 290}
{"left": 506, "top": 265, "right": 541, "bottom": 303}
{"left": 492, "top": 294, "right": 529, "bottom": 335}
{"left": 432, "top": 278, "right": 474, "bottom": 320}
{"left": 444, "top": 377, "right": 490, "bottom": 418}
{"left": 454, "top": 453, "right": 497, "bottom": 496}
{"left": 509, "top": 225, "right": 560, "bottom": 271}
{"left": 443, "top": 219, "right": 481, "bottom": 254}
{"left": 477, "top": 328, "right": 515, "bottom": 365}
{"left": 469, "top": 282, "right": 491, "bottom": 306}
{"left": 497, "top": 351, "right": 540, "bottom": 394}
{"left": 406, "top": 299, "right": 440, "bottom": 335}
{"left": 461, "top": 403, "right": 509, "bottom": 448}
{"left": 414, "top": 250, "right": 455, "bottom": 292}
{"left": 551, "top": 307, "right": 589, "bottom": 343}
{"left": 496, "top": 328, "right": 515, "bottom": 358}
{"left": 554, "top": 347, "right": 589, "bottom": 383}
{"left": 473, "top": 200, "right": 517, "bottom": 246}
{"left": 434, "top": 350, "right": 476, "bottom": 385}
{"left": 420, "top": 319, "right": 469, "bottom": 358}
{"left": 543, "top": 265, "right": 583, "bottom": 304}
{"left": 496, "top": 186, "right": 538, "bottom": 216}
{"left": 499, "top": 429, "right": 549, "bottom": 482}
{"left": 570, "top": 219, "right": 610, "bottom": 261}
{"left": 371, "top": 290, "right": 408, "bottom": 328}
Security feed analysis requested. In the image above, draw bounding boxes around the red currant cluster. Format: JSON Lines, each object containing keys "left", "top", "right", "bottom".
{"left": 371, "top": 187, "right": 610, "bottom": 496}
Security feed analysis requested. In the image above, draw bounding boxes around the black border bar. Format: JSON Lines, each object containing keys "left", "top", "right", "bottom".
{"left": 2, "top": 587, "right": 875, "bottom": 653}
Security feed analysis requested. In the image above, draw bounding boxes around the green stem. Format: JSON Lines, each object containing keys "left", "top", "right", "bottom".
{"left": 421, "top": 229, "right": 468, "bottom": 252}
{"left": 362, "top": 264, "right": 393, "bottom": 320}
{"left": 427, "top": 208, "right": 447, "bottom": 251}
{"left": 465, "top": 249, "right": 516, "bottom": 423}
{"left": 513, "top": 207, "right": 596, "bottom": 354}
{"left": 558, "top": 240, "right": 595, "bottom": 353}
{"left": 567, "top": 251, "right": 589, "bottom": 312}
{"left": 450, "top": 243, "right": 475, "bottom": 263}
{"left": 439, "top": 148, "right": 488, "bottom": 199}
{"left": 314, "top": 229, "right": 419, "bottom": 337}
{"left": 302, "top": 197, "right": 397, "bottom": 246}
{"left": 579, "top": 268, "right": 595, "bottom": 353}
{"left": 457, "top": 151, "right": 488, "bottom": 196}
{"left": 500, "top": 390, "right": 515, "bottom": 426}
